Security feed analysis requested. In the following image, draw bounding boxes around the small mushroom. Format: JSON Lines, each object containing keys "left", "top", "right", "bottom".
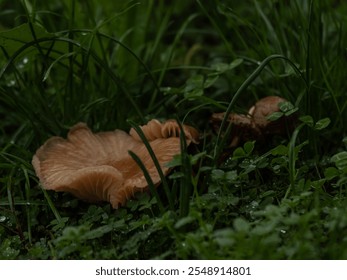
{"left": 32, "top": 120, "right": 199, "bottom": 208}
{"left": 210, "top": 96, "right": 296, "bottom": 148}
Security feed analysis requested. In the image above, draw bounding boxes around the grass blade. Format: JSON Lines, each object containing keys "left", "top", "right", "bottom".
{"left": 128, "top": 150, "right": 165, "bottom": 214}
{"left": 127, "top": 120, "right": 174, "bottom": 211}
{"left": 176, "top": 120, "right": 192, "bottom": 218}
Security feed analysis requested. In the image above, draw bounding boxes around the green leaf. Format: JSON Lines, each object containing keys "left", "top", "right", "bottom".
{"left": 211, "top": 169, "right": 225, "bottom": 180}
{"left": 271, "top": 144, "right": 288, "bottom": 156}
{"left": 165, "top": 154, "right": 182, "bottom": 168}
{"left": 184, "top": 88, "right": 204, "bottom": 98}
{"left": 168, "top": 171, "right": 184, "bottom": 179}
{"left": 243, "top": 141, "right": 255, "bottom": 155}
{"left": 211, "top": 62, "right": 230, "bottom": 72}
{"left": 0, "top": 238, "right": 20, "bottom": 259}
{"left": 233, "top": 146, "right": 246, "bottom": 158}
{"left": 204, "top": 75, "right": 219, "bottom": 88}
{"left": 279, "top": 100, "right": 299, "bottom": 116}
{"left": 214, "top": 229, "right": 235, "bottom": 247}
{"left": 310, "top": 179, "right": 326, "bottom": 189}
{"left": 228, "top": 58, "right": 243, "bottom": 69}
{"left": 189, "top": 151, "right": 207, "bottom": 165}
{"left": 184, "top": 75, "right": 204, "bottom": 92}
{"left": 331, "top": 151, "right": 347, "bottom": 171}
{"left": 225, "top": 170, "right": 238, "bottom": 182}
{"left": 83, "top": 224, "right": 113, "bottom": 240}
{"left": 233, "top": 218, "right": 250, "bottom": 232}
{"left": 267, "top": 111, "right": 283, "bottom": 121}
{"left": 279, "top": 101, "right": 295, "bottom": 112}
{"left": 284, "top": 107, "right": 298, "bottom": 116}
{"left": 299, "top": 115, "right": 314, "bottom": 127}
{"left": 314, "top": 118, "right": 331, "bottom": 130}
{"left": 210, "top": 58, "right": 243, "bottom": 73}
{"left": 256, "top": 157, "right": 269, "bottom": 168}
{"left": 324, "top": 167, "right": 339, "bottom": 180}
{"left": 49, "top": 217, "right": 69, "bottom": 232}
{"left": 174, "top": 216, "right": 196, "bottom": 229}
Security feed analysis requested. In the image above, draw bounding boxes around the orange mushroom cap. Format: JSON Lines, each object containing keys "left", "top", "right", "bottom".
{"left": 32, "top": 120, "right": 199, "bottom": 208}
{"left": 129, "top": 119, "right": 200, "bottom": 144}
{"left": 248, "top": 96, "right": 287, "bottom": 128}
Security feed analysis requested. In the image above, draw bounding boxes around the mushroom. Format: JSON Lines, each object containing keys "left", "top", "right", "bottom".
{"left": 129, "top": 119, "right": 199, "bottom": 144}
{"left": 32, "top": 120, "right": 199, "bottom": 208}
{"left": 210, "top": 96, "right": 296, "bottom": 148}
{"left": 248, "top": 96, "right": 291, "bottom": 135}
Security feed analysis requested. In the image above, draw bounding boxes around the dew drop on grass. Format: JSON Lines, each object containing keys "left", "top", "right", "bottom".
{"left": 250, "top": 201, "right": 259, "bottom": 209}
{"left": 7, "top": 80, "right": 16, "bottom": 87}
{"left": 17, "top": 57, "right": 29, "bottom": 69}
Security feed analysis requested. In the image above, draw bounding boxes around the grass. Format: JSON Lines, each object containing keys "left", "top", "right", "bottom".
{"left": 1, "top": 0, "right": 347, "bottom": 259}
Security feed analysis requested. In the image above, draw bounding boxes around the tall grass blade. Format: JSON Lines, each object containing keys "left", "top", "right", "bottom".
{"left": 128, "top": 150, "right": 165, "bottom": 214}
{"left": 22, "top": 166, "right": 32, "bottom": 245}
{"left": 127, "top": 120, "right": 174, "bottom": 211}
{"left": 41, "top": 188, "right": 62, "bottom": 224}
{"left": 176, "top": 120, "right": 192, "bottom": 218}
{"left": 284, "top": 122, "right": 306, "bottom": 200}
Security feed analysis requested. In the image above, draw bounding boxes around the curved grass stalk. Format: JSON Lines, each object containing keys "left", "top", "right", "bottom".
{"left": 213, "top": 54, "right": 307, "bottom": 165}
